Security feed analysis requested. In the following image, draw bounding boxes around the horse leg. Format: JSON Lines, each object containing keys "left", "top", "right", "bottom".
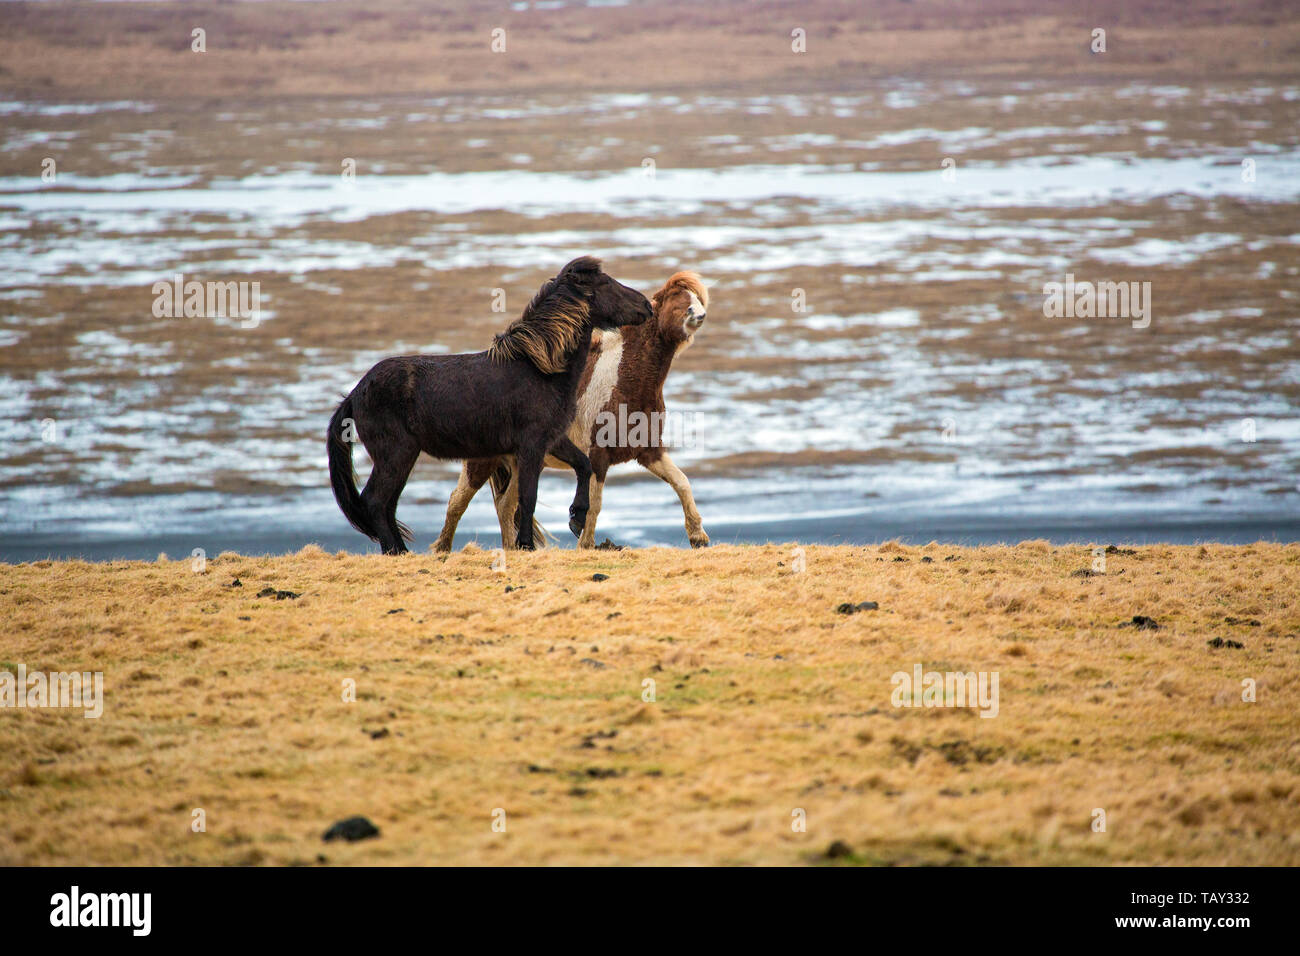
{"left": 577, "top": 472, "right": 606, "bottom": 548}
{"left": 640, "top": 450, "right": 709, "bottom": 548}
{"left": 360, "top": 437, "right": 419, "bottom": 555}
{"left": 577, "top": 448, "right": 610, "bottom": 549}
{"left": 546, "top": 435, "right": 593, "bottom": 539}
{"left": 491, "top": 457, "right": 553, "bottom": 549}
{"left": 512, "top": 446, "right": 545, "bottom": 551}
{"left": 491, "top": 457, "right": 520, "bottom": 549}
{"left": 433, "top": 459, "right": 494, "bottom": 553}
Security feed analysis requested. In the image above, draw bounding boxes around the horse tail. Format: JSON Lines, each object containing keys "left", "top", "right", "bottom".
{"left": 327, "top": 395, "right": 378, "bottom": 541}
{"left": 489, "top": 460, "right": 551, "bottom": 547}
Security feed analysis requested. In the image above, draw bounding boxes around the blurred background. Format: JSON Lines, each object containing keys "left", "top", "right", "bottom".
{"left": 1, "top": 0, "right": 1297, "bottom": 559}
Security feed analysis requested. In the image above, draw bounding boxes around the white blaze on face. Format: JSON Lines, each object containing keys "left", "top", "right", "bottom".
{"left": 687, "top": 291, "right": 705, "bottom": 319}
{"left": 572, "top": 330, "right": 624, "bottom": 452}
{"left": 677, "top": 291, "right": 706, "bottom": 356}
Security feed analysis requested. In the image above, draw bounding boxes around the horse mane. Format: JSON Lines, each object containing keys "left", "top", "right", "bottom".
{"left": 489, "top": 266, "right": 594, "bottom": 374}
{"left": 653, "top": 271, "right": 708, "bottom": 312}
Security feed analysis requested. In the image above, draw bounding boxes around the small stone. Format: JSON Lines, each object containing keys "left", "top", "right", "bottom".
{"left": 836, "top": 601, "right": 879, "bottom": 614}
{"left": 322, "top": 816, "right": 380, "bottom": 843}
{"left": 1207, "top": 637, "right": 1244, "bottom": 649}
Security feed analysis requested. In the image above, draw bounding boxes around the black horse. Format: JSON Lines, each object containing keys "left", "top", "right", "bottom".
{"left": 327, "top": 256, "right": 652, "bottom": 553}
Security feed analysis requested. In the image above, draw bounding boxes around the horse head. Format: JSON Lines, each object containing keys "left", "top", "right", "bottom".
{"left": 559, "top": 256, "right": 652, "bottom": 331}
{"left": 651, "top": 271, "right": 709, "bottom": 347}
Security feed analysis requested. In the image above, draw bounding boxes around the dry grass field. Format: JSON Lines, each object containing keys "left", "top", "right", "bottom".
{"left": 2, "top": 542, "right": 1297, "bottom": 866}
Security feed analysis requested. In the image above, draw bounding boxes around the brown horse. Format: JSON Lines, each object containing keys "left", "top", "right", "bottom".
{"left": 327, "top": 257, "right": 652, "bottom": 553}
{"left": 434, "top": 271, "right": 709, "bottom": 551}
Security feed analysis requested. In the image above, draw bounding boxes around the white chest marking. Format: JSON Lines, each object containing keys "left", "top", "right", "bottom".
{"left": 572, "top": 331, "right": 623, "bottom": 454}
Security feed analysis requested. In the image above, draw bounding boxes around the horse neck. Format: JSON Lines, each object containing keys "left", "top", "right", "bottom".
{"left": 556, "top": 326, "right": 595, "bottom": 395}
{"left": 623, "top": 317, "right": 680, "bottom": 387}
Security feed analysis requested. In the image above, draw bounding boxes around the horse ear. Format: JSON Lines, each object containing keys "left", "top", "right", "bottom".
{"left": 560, "top": 256, "right": 603, "bottom": 284}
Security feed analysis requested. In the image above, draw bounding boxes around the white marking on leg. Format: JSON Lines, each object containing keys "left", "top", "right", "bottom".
{"left": 579, "top": 474, "right": 603, "bottom": 548}
{"left": 495, "top": 458, "right": 520, "bottom": 549}
{"left": 435, "top": 466, "right": 477, "bottom": 552}
{"left": 644, "top": 453, "right": 708, "bottom": 546}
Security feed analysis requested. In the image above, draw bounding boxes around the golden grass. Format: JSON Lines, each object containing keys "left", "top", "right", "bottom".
{"left": 1, "top": 542, "right": 1298, "bottom": 866}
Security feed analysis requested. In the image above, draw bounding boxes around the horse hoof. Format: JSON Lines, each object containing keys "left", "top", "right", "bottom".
{"left": 690, "top": 533, "right": 710, "bottom": 548}
{"left": 569, "top": 512, "right": 586, "bottom": 538}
